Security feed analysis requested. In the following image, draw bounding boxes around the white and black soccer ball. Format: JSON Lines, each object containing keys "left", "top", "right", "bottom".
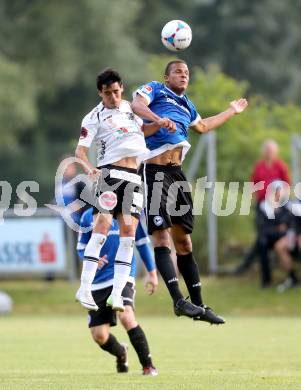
{"left": 0, "top": 291, "right": 13, "bottom": 314}
{"left": 161, "top": 20, "right": 192, "bottom": 52}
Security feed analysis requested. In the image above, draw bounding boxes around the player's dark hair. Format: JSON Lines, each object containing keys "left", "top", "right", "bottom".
{"left": 96, "top": 68, "right": 122, "bottom": 91}
{"left": 164, "top": 60, "right": 188, "bottom": 75}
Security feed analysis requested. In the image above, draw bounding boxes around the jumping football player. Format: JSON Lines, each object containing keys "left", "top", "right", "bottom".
{"left": 132, "top": 60, "right": 248, "bottom": 323}
{"left": 77, "top": 207, "right": 158, "bottom": 375}
{"left": 75, "top": 69, "right": 172, "bottom": 311}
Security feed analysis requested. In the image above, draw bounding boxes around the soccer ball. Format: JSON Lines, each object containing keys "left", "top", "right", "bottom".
{"left": 0, "top": 291, "right": 13, "bottom": 314}
{"left": 161, "top": 20, "right": 192, "bottom": 52}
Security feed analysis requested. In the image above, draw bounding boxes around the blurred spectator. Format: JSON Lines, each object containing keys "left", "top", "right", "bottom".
{"left": 277, "top": 201, "right": 301, "bottom": 292}
{"left": 235, "top": 139, "right": 291, "bottom": 275}
{"left": 255, "top": 182, "right": 299, "bottom": 289}
{"left": 251, "top": 139, "right": 290, "bottom": 203}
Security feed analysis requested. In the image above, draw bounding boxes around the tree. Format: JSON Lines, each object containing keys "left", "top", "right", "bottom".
{"left": 0, "top": 0, "right": 148, "bottom": 204}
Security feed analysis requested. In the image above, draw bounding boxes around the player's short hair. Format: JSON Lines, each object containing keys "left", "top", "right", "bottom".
{"left": 96, "top": 68, "right": 122, "bottom": 91}
{"left": 164, "top": 60, "right": 188, "bottom": 75}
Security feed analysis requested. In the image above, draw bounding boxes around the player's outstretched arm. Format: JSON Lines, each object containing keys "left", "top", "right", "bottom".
{"left": 191, "top": 98, "right": 248, "bottom": 134}
{"left": 132, "top": 95, "right": 176, "bottom": 132}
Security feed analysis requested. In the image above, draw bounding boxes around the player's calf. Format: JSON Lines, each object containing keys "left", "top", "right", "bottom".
{"left": 98, "top": 334, "right": 129, "bottom": 373}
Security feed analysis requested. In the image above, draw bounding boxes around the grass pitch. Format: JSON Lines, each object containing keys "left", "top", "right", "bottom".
{"left": 0, "top": 315, "right": 301, "bottom": 390}
{"left": 0, "top": 277, "right": 301, "bottom": 389}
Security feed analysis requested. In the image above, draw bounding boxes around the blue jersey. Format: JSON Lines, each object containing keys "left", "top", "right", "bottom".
{"left": 77, "top": 208, "right": 155, "bottom": 289}
{"left": 135, "top": 81, "right": 200, "bottom": 160}
{"left": 56, "top": 179, "right": 83, "bottom": 224}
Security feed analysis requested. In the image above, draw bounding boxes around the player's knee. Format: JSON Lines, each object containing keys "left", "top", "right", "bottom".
{"left": 274, "top": 240, "right": 285, "bottom": 252}
{"left": 93, "top": 215, "right": 111, "bottom": 235}
{"left": 174, "top": 236, "right": 192, "bottom": 254}
{"left": 91, "top": 327, "right": 108, "bottom": 346}
{"left": 153, "top": 229, "right": 170, "bottom": 248}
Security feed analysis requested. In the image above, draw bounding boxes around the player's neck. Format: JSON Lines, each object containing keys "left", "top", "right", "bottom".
{"left": 165, "top": 84, "right": 185, "bottom": 97}
{"left": 102, "top": 100, "right": 122, "bottom": 109}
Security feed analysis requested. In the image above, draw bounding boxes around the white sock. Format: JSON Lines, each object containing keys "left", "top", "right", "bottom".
{"left": 84, "top": 233, "right": 106, "bottom": 259}
{"left": 80, "top": 260, "right": 99, "bottom": 290}
{"left": 80, "top": 233, "right": 106, "bottom": 290}
{"left": 111, "top": 237, "right": 135, "bottom": 299}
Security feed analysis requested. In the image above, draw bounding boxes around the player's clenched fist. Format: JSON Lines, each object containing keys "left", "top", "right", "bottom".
{"left": 88, "top": 167, "right": 101, "bottom": 181}
{"left": 157, "top": 117, "right": 177, "bottom": 132}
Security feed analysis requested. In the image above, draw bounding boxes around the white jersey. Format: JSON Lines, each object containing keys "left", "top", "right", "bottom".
{"left": 78, "top": 100, "right": 149, "bottom": 167}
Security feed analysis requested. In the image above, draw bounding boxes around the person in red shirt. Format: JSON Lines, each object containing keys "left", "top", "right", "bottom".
{"left": 251, "top": 139, "right": 290, "bottom": 203}
{"left": 234, "top": 139, "right": 291, "bottom": 284}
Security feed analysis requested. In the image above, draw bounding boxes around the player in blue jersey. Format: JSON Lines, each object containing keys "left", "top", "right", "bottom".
{"left": 132, "top": 59, "right": 248, "bottom": 323}
{"left": 77, "top": 208, "right": 158, "bottom": 375}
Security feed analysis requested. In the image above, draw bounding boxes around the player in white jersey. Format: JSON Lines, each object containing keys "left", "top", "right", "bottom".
{"left": 75, "top": 68, "right": 172, "bottom": 311}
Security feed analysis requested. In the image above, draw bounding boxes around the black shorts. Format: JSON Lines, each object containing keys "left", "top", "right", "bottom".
{"left": 261, "top": 232, "right": 287, "bottom": 249}
{"left": 141, "top": 163, "right": 194, "bottom": 235}
{"left": 87, "top": 282, "right": 135, "bottom": 328}
{"left": 92, "top": 165, "right": 143, "bottom": 219}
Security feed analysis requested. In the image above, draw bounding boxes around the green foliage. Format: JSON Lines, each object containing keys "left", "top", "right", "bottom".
{"left": 0, "top": 55, "right": 37, "bottom": 151}
{"left": 0, "top": 0, "right": 148, "bottom": 203}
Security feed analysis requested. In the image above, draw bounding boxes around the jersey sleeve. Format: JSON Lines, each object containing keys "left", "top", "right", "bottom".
{"left": 77, "top": 115, "right": 98, "bottom": 148}
{"left": 189, "top": 101, "right": 201, "bottom": 127}
{"left": 135, "top": 221, "right": 150, "bottom": 245}
{"left": 135, "top": 221, "right": 155, "bottom": 272}
{"left": 76, "top": 211, "right": 92, "bottom": 258}
{"left": 133, "top": 81, "right": 158, "bottom": 105}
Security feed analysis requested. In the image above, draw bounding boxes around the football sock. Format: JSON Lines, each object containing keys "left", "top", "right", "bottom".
{"left": 81, "top": 233, "right": 106, "bottom": 289}
{"left": 128, "top": 325, "right": 152, "bottom": 368}
{"left": 84, "top": 232, "right": 106, "bottom": 260}
{"left": 289, "top": 269, "right": 299, "bottom": 284}
{"left": 100, "top": 334, "right": 125, "bottom": 357}
{"left": 111, "top": 237, "right": 135, "bottom": 299}
{"left": 177, "top": 252, "right": 203, "bottom": 306}
{"left": 154, "top": 246, "right": 183, "bottom": 304}
{"left": 80, "top": 260, "right": 99, "bottom": 290}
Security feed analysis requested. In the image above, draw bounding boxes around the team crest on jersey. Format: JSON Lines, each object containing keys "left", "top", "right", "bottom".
{"left": 153, "top": 216, "right": 163, "bottom": 226}
{"left": 80, "top": 127, "right": 88, "bottom": 139}
{"left": 142, "top": 85, "right": 153, "bottom": 94}
{"left": 98, "top": 191, "right": 117, "bottom": 210}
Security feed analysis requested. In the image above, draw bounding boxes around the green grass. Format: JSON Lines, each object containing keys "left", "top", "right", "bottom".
{"left": 0, "top": 315, "right": 301, "bottom": 389}
{"left": 1, "top": 276, "right": 301, "bottom": 316}
{"left": 0, "top": 277, "right": 301, "bottom": 388}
